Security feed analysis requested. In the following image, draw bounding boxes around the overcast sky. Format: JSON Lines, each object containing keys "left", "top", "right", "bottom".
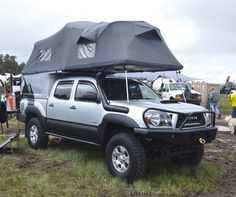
{"left": 0, "top": 0, "right": 235, "bottom": 83}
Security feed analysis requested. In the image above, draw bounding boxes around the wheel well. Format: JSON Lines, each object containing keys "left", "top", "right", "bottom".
{"left": 25, "top": 112, "right": 37, "bottom": 136}
{"left": 26, "top": 112, "right": 37, "bottom": 125}
{"left": 103, "top": 123, "right": 133, "bottom": 146}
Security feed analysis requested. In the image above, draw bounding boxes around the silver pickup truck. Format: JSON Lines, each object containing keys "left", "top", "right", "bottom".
{"left": 18, "top": 72, "right": 217, "bottom": 181}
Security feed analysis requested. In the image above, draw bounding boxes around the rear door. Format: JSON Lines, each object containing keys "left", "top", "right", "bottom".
{"left": 47, "top": 80, "right": 74, "bottom": 135}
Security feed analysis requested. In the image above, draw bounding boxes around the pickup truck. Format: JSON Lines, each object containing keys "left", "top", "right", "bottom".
{"left": 19, "top": 73, "right": 217, "bottom": 181}
{"left": 152, "top": 77, "right": 201, "bottom": 105}
{"left": 161, "top": 82, "right": 201, "bottom": 105}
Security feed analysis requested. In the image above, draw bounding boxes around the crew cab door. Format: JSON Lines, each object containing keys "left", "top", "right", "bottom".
{"left": 68, "top": 80, "right": 103, "bottom": 140}
{"left": 47, "top": 79, "right": 103, "bottom": 142}
{"left": 47, "top": 80, "right": 74, "bottom": 134}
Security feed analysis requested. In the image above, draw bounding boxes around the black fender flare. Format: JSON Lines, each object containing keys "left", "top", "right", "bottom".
{"left": 98, "top": 113, "right": 140, "bottom": 145}
{"left": 25, "top": 105, "right": 47, "bottom": 133}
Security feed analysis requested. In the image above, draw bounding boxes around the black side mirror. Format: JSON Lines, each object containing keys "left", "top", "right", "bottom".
{"left": 82, "top": 92, "right": 101, "bottom": 103}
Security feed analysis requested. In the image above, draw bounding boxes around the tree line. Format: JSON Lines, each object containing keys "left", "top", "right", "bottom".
{"left": 0, "top": 54, "right": 25, "bottom": 75}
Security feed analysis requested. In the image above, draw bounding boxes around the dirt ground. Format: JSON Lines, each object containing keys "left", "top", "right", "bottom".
{"left": 199, "top": 117, "right": 236, "bottom": 197}
{"left": 1, "top": 117, "right": 236, "bottom": 197}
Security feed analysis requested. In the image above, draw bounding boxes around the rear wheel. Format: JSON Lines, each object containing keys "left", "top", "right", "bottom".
{"left": 105, "top": 133, "right": 146, "bottom": 182}
{"left": 171, "top": 145, "right": 204, "bottom": 166}
{"left": 27, "top": 117, "right": 48, "bottom": 148}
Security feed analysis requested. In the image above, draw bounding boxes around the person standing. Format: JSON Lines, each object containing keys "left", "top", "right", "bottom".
{"left": 183, "top": 85, "right": 191, "bottom": 103}
{"left": 209, "top": 88, "right": 221, "bottom": 119}
{"left": 229, "top": 91, "right": 236, "bottom": 118}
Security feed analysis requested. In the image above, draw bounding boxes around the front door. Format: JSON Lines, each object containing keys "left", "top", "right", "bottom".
{"left": 69, "top": 81, "right": 103, "bottom": 141}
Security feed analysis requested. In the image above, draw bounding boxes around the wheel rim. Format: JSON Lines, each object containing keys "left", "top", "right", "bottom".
{"left": 112, "top": 145, "right": 130, "bottom": 173}
{"left": 30, "top": 125, "right": 38, "bottom": 144}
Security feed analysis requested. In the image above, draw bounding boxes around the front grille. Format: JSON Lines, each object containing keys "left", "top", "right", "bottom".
{"left": 190, "top": 93, "right": 199, "bottom": 100}
{"left": 176, "top": 113, "right": 205, "bottom": 129}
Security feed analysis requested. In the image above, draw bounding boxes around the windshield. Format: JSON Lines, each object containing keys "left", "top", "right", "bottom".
{"left": 101, "top": 79, "right": 161, "bottom": 101}
{"left": 169, "top": 83, "right": 191, "bottom": 91}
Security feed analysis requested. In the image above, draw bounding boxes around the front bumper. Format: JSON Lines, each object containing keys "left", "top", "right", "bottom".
{"left": 134, "top": 127, "right": 217, "bottom": 145}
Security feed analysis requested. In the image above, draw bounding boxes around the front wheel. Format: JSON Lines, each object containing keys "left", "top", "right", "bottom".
{"left": 105, "top": 133, "right": 146, "bottom": 182}
{"left": 27, "top": 117, "right": 48, "bottom": 148}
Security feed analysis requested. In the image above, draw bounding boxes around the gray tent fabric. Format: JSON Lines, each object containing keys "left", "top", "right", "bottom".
{"left": 22, "top": 21, "right": 183, "bottom": 74}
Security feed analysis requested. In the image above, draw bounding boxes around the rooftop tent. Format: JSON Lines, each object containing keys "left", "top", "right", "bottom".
{"left": 22, "top": 21, "right": 183, "bottom": 74}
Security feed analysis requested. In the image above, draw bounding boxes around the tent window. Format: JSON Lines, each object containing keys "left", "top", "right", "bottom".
{"left": 39, "top": 48, "right": 52, "bottom": 62}
{"left": 77, "top": 43, "right": 96, "bottom": 59}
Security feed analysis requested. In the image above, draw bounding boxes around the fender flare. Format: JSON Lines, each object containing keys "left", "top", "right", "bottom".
{"left": 25, "top": 105, "right": 47, "bottom": 132}
{"left": 98, "top": 113, "right": 140, "bottom": 145}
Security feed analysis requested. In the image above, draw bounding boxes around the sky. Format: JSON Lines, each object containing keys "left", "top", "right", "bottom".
{"left": 0, "top": 0, "right": 235, "bottom": 83}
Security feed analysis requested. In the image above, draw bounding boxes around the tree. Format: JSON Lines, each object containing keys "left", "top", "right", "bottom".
{"left": 0, "top": 54, "right": 25, "bottom": 74}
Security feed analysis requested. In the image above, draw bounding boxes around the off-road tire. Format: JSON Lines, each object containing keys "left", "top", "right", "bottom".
{"left": 171, "top": 145, "right": 204, "bottom": 166}
{"left": 105, "top": 133, "right": 146, "bottom": 182}
{"left": 27, "top": 117, "right": 48, "bottom": 148}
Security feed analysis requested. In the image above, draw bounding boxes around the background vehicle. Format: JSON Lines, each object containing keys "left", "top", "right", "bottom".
{"left": 152, "top": 76, "right": 201, "bottom": 105}
{"left": 220, "top": 76, "right": 235, "bottom": 94}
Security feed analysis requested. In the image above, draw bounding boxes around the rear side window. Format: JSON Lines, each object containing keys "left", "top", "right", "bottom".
{"left": 54, "top": 81, "right": 73, "bottom": 100}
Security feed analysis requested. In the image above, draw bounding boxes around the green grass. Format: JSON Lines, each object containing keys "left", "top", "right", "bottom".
{"left": 0, "top": 138, "right": 225, "bottom": 197}
{"left": 0, "top": 102, "right": 233, "bottom": 197}
{"left": 219, "top": 94, "right": 232, "bottom": 115}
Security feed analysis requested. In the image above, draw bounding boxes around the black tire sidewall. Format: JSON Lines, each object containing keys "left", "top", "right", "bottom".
{"left": 27, "top": 117, "right": 48, "bottom": 148}
{"left": 105, "top": 133, "right": 146, "bottom": 181}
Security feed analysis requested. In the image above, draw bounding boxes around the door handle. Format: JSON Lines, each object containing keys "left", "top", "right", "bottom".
{"left": 49, "top": 103, "right": 54, "bottom": 107}
{"left": 70, "top": 105, "right": 76, "bottom": 110}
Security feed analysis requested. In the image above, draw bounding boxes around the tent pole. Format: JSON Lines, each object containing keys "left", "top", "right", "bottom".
{"left": 124, "top": 67, "right": 129, "bottom": 103}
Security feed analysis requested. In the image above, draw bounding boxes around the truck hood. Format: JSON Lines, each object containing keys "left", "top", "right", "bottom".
{"left": 109, "top": 100, "right": 207, "bottom": 114}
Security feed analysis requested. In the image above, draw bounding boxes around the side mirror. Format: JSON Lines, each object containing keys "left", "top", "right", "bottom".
{"left": 162, "top": 88, "right": 166, "bottom": 92}
{"left": 82, "top": 92, "right": 101, "bottom": 103}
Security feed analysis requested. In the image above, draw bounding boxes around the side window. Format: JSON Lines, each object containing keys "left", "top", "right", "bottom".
{"left": 102, "top": 80, "right": 126, "bottom": 100}
{"left": 75, "top": 82, "right": 97, "bottom": 101}
{"left": 129, "top": 83, "right": 142, "bottom": 99}
{"left": 54, "top": 80, "right": 73, "bottom": 100}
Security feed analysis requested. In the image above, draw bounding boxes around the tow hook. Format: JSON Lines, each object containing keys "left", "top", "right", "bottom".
{"left": 199, "top": 138, "right": 206, "bottom": 144}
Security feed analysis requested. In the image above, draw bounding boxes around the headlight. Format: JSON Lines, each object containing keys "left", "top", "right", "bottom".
{"left": 204, "top": 113, "right": 213, "bottom": 126}
{"left": 175, "top": 94, "right": 183, "bottom": 101}
{"left": 144, "top": 110, "right": 172, "bottom": 128}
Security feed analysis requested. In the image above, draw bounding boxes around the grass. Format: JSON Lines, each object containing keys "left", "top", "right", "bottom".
{"left": 219, "top": 94, "right": 232, "bottom": 115}
{"left": 0, "top": 137, "right": 225, "bottom": 197}
{"left": 0, "top": 101, "right": 233, "bottom": 197}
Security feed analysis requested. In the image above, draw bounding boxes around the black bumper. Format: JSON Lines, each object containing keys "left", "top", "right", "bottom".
{"left": 134, "top": 127, "right": 217, "bottom": 145}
